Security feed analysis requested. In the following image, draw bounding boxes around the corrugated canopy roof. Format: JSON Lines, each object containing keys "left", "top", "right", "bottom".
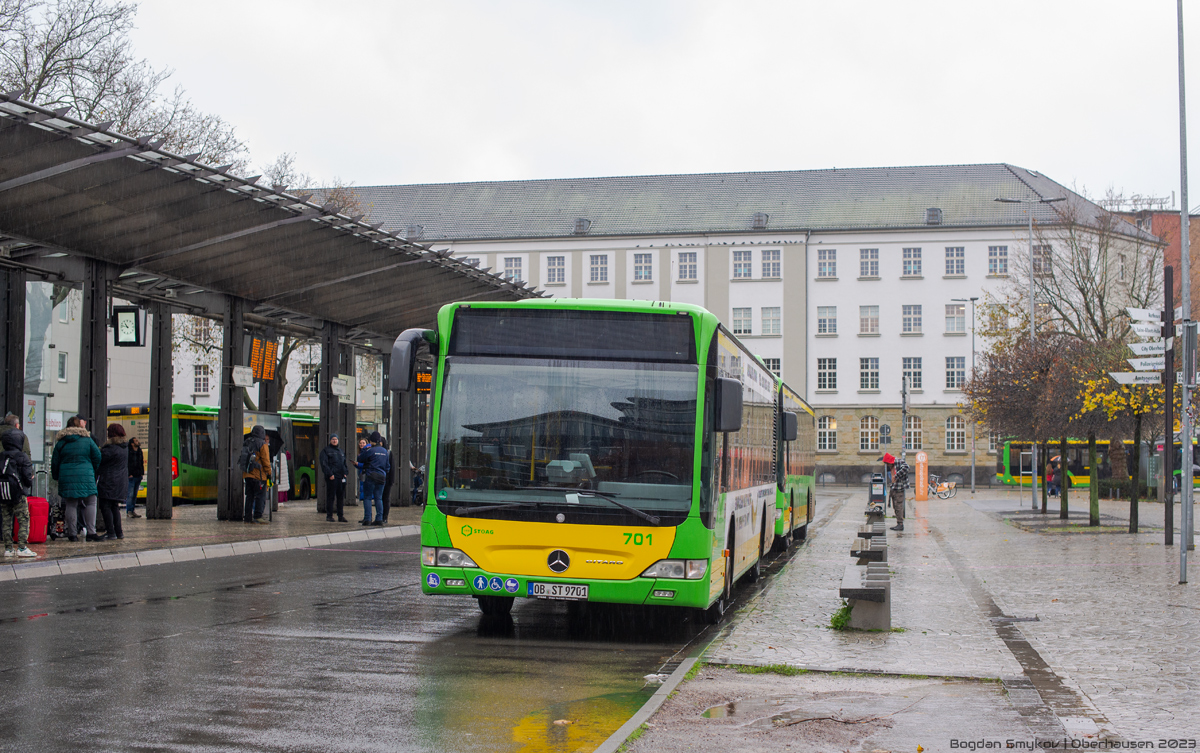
{"left": 0, "top": 94, "right": 537, "bottom": 342}
{"left": 345, "top": 163, "right": 1158, "bottom": 244}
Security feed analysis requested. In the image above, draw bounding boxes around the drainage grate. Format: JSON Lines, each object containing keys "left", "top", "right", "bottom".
{"left": 992, "top": 616, "right": 1040, "bottom": 623}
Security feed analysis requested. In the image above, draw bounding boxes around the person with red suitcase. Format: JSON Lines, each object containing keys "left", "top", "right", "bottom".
{"left": 0, "top": 429, "right": 37, "bottom": 558}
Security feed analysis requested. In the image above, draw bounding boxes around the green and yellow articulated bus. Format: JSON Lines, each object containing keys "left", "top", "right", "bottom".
{"left": 108, "top": 404, "right": 322, "bottom": 503}
{"left": 391, "top": 299, "right": 815, "bottom": 622}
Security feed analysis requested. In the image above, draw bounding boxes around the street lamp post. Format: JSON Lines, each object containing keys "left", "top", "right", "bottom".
{"left": 995, "top": 195, "right": 1065, "bottom": 509}
{"left": 953, "top": 296, "right": 979, "bottom": 493}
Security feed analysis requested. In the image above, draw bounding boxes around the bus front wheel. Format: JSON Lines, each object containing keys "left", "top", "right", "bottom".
{"left": 299, "top": 478, "right": 312, "bottom": 500}
{"left": 700, "top": 538, "right": 734, "bottom": 624}
{"left": 477, "top": 595, "right": 514, "bottom": 617}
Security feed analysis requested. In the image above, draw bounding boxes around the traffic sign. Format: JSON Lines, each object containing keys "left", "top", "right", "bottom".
{"left": 880, "top": 424, "right": 891, "bottom": 436}
{"left": 1127, "top": 306, "right": 1162, "bottom": 322}
{"left": 1132, "top": 322, "right": 1167, "bottom": 339}
{"left": 1127, "top": 357, "right": 1166, "bottom": 371}
{"left": 1130, "top": 341, "right": 1167, "bottom": 356}
{"left": 1110, "top": 372, "right": 1162, "bottom": 385}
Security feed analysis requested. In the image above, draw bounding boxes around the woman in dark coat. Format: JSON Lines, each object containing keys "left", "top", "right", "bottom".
{"left": 126, "top": 437, "right": 144, "bottom": 518}
{"left": 96, "top": 424, "right": 129, "bottom": 540}
{"left": 50, "top": 415, "right": 101, "bottom": 541}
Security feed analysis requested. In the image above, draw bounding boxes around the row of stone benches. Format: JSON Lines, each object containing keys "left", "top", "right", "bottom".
{"left": 838, "top": 518, "right": 892, "bottom": 629}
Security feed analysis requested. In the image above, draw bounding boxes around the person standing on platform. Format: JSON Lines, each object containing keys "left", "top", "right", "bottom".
{"left": 51, "top": 415, "right": 101, "bottom": 541}
{"left": 96, "top": 424, "right": 128, "bottom": 540}
{"left": 319, "top": 434, "right": 348, "bottom": 522}
{"left": 241, "top": 425, "right": 271, "bottom": 523}
{"left": 357, "top": 432, "right": 390, "bottom": 526}
{"left": 0, "top": 413, "right": 31, "bottom": 459}
{"left": 126, "top": 437, "right": 143, "bottom": 518}
{"left": 380, "top": 436, "right": 394, "bottom": 524}
{"left": 0, "top": 429, "right": 36, "bottom": 557}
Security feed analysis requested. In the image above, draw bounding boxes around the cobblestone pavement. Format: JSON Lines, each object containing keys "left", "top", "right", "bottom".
{"left": 706, "top": 489, "right": 1200, "bottom": 740}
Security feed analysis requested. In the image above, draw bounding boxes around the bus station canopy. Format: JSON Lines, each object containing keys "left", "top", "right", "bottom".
{"left": 0, "top": 93, "right": 540, "bottom": 341}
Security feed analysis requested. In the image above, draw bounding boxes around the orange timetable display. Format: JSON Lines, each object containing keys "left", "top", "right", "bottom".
{"left": 249, "top": 337, "right": 279, "bottom": 382}
{"left": 416, "top": 371, "right": 432, "bottom": 394}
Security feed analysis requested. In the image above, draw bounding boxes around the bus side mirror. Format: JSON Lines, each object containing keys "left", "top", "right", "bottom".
{"left": 390, "top": 329, "right": 435, "bottom": 392}
{"left": 782, "top": 411, "right": 798, "bottom": 442}
{"left": 714, "top": 377, "right": 743, "bottom": 433}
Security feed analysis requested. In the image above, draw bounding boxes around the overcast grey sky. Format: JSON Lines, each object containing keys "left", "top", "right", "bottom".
{"left": 130, "top": 0, "right": 1194, "bottom": 203}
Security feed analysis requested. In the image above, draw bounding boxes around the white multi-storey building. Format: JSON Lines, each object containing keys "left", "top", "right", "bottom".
{"left": 348, "top": 164, "right": 1160, "bottom": 482}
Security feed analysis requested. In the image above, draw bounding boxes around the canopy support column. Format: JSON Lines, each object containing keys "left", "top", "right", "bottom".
{"left": 340, "top": 342, "right": 357, "bottom": 514}
{"left": 217, "top": 296, "right": 246, "bottom": 521}
{"left": 317, "top": 321, "right": 340, "bottom": 514}
{"left": 146, "top": 302, "right": 174, "bottom": 519}
{"left": 399, "top": 387, "right": 414, "bottom": 507}
{"left": 79, "top": 259, "right": 112, "bottom": 444}
{"left": 0, "top": 267, "right": 26, "bottom": 421}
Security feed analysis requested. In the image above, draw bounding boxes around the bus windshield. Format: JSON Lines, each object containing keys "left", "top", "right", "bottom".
{"left": 435, "top": 357, "right": 698, "bottom": 516}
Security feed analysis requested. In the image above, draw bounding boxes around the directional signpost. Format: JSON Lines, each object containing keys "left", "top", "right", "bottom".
{"left": 1113, "top": 306, "right": 1167, "bottom": 387}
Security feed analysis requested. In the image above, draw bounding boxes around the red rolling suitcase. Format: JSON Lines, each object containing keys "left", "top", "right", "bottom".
{"left": 15, "top": 496, "right": 48, "bottom": 545}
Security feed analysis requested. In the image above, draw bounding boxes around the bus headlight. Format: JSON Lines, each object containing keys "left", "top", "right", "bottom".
{"left": 641, "top": 559, "right": 707, "bottom": 579}
{"left": 422, "top": 547, "right": 478, "bottom": 568}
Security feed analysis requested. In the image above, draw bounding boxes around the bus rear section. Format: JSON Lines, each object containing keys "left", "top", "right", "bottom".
{"left": 405, "top": 300, "right": 781, "bottom": 620}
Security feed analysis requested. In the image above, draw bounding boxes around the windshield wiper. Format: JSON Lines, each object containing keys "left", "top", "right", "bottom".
{"left": 453, "top": 500, "right": 542, "bottom": 517}
{"left": 525, "top": 486, "right": 662, "bottom": 526}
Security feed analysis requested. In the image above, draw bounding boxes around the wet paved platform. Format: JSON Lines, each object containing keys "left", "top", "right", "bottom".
{"left": 705, "top": 488, "right": 1200, "bottom": 741}
{"left": 1, "top": 499, "right": 424, "bottom": 579}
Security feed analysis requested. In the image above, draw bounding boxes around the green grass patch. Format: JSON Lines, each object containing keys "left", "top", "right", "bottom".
{"left": 829, "top": 599, "right": 853, "bottom": 630}
{"left": 891, "top": 627, "right": 906, "bottom": 632}
{"left": 616, "top": 723, "right": 650, "bottom": 752}
{"left": 733, "top": 663, "right": 807, "bottom": 676}
{"left": 682, "top": 661, "right": 705, "bottom": 682}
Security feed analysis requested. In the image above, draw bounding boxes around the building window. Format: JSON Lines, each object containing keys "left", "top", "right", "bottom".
{"left": 989, "top": 431, "right": 1000, "bottom": 453}
{"left": 905, "top": 415, "right": 923, "bottom": 450}
{"left": 761, "top": 307, "right": 781, "bottom": 335}
{"left": 902, "top": 356, "right": 922, "bottom": 389}
{"left": 902, "top": 247, "right": 922, "bottom": 276}
{"left": 988, "top": 245, "right": 1008, "bottom": 275}
{"left": 301, "top": 363, "right": 318, "bottom": 394}
{"left": 817, "top": 248, "right": 836, "bottom": 278}
{"left": 1118, "top": 253, "right": 1127, "bottom": 282}
{"left": 590, "top": 254, "right": 608, "bottom": 282}
{"left": 57, "top": 352, "right": 67, "bottom": 382}
{"left": 817, "top": 306, "right": 837, "bottom": 334}
{"left": 678, "top": 251, "right": 697, "bottom": 281}
{"left": 761, "top": 249, "right": 780, "bottom": 278}
{"left": 58, "top": 303, "right": 68, "bottom": 323}
{"left": 946, "top": 303, "right": 966, "bottom": 333}
{"left": 546, "top": 256, "right": 565, "bottom": 284}
{"left": 504, "top": 257, "right": 523, "bottom": 282}
{"left": 902, "top": 304, "right": 922, "bottom": 333}
{"left": 733, "top": 250, "right": 752, "bottom": 278}
{"left": 194, "top": 364, "right": 211, "bottom": 395}
{"left": 946, "top": 356, "right": 966, "bottom": 389}
{"left": 946, "top": 416, "right": 966, "bottom": 451}
{"left": 945, "top": 246, "right": 965, "bottom": 275}
{"left": 192, "top": 317, "right": 213, "bottom": 345}
{"left": 732, "top": 307, "right": 752, "bottom": 335}
{"left": 859, "top": 248, "right": 879, "bottom": 277}
{"left": 860, "top": 416, "right": 879, "bottom": 451}
{"left": 817, "top": 358, "right": 837, "bottom": 390}
{"left": 1033, "top": 245, "right": 1052, "bottom": 276}
{"left": 860, "top": 357, "right": 879, "bottom": 390}
{"left": 762, "top": 357, "right": 780, "bottom": 376}
{"left": 634, "top": 252, "right": 653, "bottom": 281}
{"left": 818, "top": 416, "right": 837, "bottom": 450}
{"left": 860, "top": 305, "right": 879, "bottom": 334}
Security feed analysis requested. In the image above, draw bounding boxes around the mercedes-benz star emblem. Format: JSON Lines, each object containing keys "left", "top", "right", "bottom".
{"left": 547, "top": 549, "right": 570, "bottom": 574}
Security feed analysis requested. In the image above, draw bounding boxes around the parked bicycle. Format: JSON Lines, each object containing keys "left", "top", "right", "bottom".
{"left": 928, "top": 474, "right": 957, "bottom": 499}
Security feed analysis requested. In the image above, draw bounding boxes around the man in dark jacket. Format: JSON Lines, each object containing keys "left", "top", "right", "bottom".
{"left": 126, "top": 437, "right": 144, "bottom": 518}
{"left": 51, "top": 416, "right": 102, "bottom": 541}
{"left": 242, "top": 425, "right": 271, "bottom": 523}
{"left": 319, "top": 434, "right": 349, "bottom": 522}
{"left": 0, "top": 413, "right": 31, "bottom": 459}
{"left": 1, "top": 429, "right": 36, "bottom": 557}
{"left": 357, "top": 432, "right": 390, "bottom": 526}
{"left": 96, "top": 424, "right": 129, "bottom": 540}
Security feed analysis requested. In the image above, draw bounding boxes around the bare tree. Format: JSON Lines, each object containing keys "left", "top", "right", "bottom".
{"left": 993, "top": 192, "right": 1163, "bottom": 344}
{"left": 0, "top": 0, "right": 248, "bottom": 170}
{"left": 261, "top": 152, "right": 314, "bottom": 194}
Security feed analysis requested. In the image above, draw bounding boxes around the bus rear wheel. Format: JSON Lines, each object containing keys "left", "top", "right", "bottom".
{"left": 477, "top": 595, "right": 514, "bottom": 617}
{"left": 298, "top": 478, "right": 312, "bottom": 500}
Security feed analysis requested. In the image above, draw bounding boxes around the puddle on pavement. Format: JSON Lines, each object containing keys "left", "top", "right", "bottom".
{"left": 702, "top": 696, "right": 799, "bottom": 718}
{"left": 510, "top": 691, "right": 651, "bottom": 752}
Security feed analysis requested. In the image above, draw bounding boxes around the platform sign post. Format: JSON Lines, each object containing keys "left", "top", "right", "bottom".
{"left": 914, "top": 451, "right": 929, "bottom": 502}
